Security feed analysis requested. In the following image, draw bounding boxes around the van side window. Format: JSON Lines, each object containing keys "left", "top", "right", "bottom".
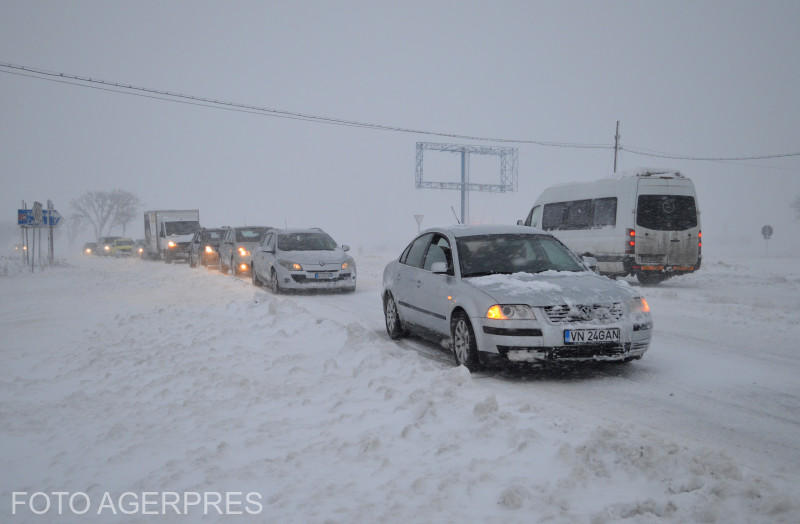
{"left": 592, "top": 197, "right": 617, "bottom": 227}
{"left": 543, "top": 198, "right": 616, "bottom": 230}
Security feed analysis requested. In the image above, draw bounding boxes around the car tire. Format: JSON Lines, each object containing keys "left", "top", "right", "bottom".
{"left": 451, "top": 311, "right": 480, "bottom": 371}
{"left": 383, "top": 293, "right": 405, "bottom": 339}
{"left": 252, "top": 264, "right": 261, "bottom": 287}
{"left": 270, "top": 269, "right": 282, "bottom": 294}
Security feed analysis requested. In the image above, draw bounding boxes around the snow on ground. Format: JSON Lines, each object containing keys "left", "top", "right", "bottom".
{"left": 1, "top": 251, "right": 799, "bottom": 523}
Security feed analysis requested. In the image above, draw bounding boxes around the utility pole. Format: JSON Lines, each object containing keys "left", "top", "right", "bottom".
{"left": 613, "top": 120, "right": 621, "bottom": 173}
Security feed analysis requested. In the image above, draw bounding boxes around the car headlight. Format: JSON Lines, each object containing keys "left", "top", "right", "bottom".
{"left": 205, "top": 245, "right": 214, "bottom": 254}
{"left": 279, "top": 260, "right": 303, "bottom": 271}
{"left": 629, "top": 297, "right": 651, "bottom": 314}
{"left": 138, "top": 247, "right": 143, "bottom": 254}
{"left": 85, "top": 248, "right": 92, "bottom": 254}
{"left": 486, "top": 304, "right": 536, "bottom": 320}
{"left": 104, "top": 245, "right": 110, "bottom": 251}
{"left": 168, "top": 241, "right": 176, "bottom": 248}
{"left": 238, "top": 247, "right": 249, "bottom": 257}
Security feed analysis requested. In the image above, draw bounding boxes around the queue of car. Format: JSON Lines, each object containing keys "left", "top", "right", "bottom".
{"left": 83, "top": 220, "right": 654, "bottom": 371}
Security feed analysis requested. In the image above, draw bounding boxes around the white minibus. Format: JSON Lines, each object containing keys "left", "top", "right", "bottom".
{"left": 519, "top": 169, "right": 701, "bottom": 284}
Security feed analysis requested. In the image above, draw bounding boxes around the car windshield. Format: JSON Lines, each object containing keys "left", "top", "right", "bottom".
{"left": 278, "top": 232, "right": 337, "bottom": 251}
{"left": 235, "top": 228, "right": 266, "bottom": 242}
{"left": 457, "top": 234, "right": 584, "bottom": 277}
{"left": 115, "top": 240, "right": 133, "bottom": 246}
{"left": 165, "top": 221, "right": 200, "bottom": 235}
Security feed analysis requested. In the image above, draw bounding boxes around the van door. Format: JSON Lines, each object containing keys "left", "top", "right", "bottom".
{"left": 635, "top": 193, "right": 700, "bottom": 267}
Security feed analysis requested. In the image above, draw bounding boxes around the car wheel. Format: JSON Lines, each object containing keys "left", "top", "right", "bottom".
{"left": 251, "top": 264, "right": 261, "bottom": 287}
{"left": 384, "top": 293, "right": 404, "bottom": 339}
{"left": 270, "top": 269, "right": 282, "bottom": 294}
{"left": 637, "top": 272, "right": 667, "bottom": 286}
{"left": 451, "top": 311, "right": 480, "bottom": 371}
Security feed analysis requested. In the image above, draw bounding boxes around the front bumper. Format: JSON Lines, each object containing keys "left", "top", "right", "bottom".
{"left": 279, "top": 269, "right": 356, "bottom": 290}
{"left": 473, "top": 316, "right": 651, "bottom": 365}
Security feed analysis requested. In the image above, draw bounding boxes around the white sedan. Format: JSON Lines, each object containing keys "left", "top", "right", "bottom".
{"left": 252, "top": 228, "right": 356, "bottom": 293}
{"left": 381, "top": 225, "right": 652, "bottom": 370}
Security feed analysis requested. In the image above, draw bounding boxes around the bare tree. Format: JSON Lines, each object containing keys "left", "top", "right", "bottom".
{"left": 792, "top": 195, "right": 800, "bottom": 221}
{"left": 109, "top": 190, "right": 142, "bottom": 236}
{"left": 65, "top": 213, "right": 86, "bottom": 247}
{"left": 70, "top": 190, "right": 142, "bottom": 239}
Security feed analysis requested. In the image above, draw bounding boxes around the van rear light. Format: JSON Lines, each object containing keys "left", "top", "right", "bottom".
{"left": 698, "top": 230, "right": 702, "bottom": 254}
{"left": 625, "top": 229, "right": 635, "bottom": 254}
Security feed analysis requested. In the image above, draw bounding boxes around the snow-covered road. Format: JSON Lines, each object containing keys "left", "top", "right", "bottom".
{"left": 1, "top": 252, "right": 799, "bottom": 522}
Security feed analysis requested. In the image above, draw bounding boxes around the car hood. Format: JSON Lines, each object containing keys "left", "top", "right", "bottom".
{"left": 280, "top": 250, "right": 347, "bottom": 265}
{"left": 465, "top": 271, "right": 637, "bottom": 306}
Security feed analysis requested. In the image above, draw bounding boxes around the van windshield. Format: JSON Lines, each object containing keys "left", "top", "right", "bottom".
{"left": 165, "top": 221, "right": 200, "bottom": 235}
{"left": 637, "top": 195, "right": 697, "bottom": 231}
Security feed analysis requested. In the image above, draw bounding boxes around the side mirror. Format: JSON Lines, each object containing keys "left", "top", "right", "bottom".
{"left": 430, "top": 261, "right": 448, "bottom": 274}
{"left": 516, "top": 219, "right": 525, "bottom": 226}
{"left": 342, "top": 245, "right": 350, "bottom": 252}
{"left": 582, "top": 256, "right": 598, "bottom": 272}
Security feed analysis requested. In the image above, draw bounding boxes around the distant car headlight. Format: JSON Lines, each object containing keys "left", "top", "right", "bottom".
{"left": 138, "top": 247, "right": 144, "bottom": 254}
{"left": 629, "top": 297, "right": 650, "bottom": 314}
{"left": 85, "top": 248, "right": 92, "bottom": 254}
{"left": 168, "top": 241, "right": 176, "bottom": 248}
{"left": 205, "top": 245, "right": 214, "bottom": 254}
{"left": 238, "top": 247, "right": 249, "bottom": 257}
{"left": 104, "top": 245, "right": 110, "bottom": 251}
{"left": 486, "top": 304, "right": 536, "bottom": 320}
{"left": 279, "top": 260, "right": 303, "bottom": 271}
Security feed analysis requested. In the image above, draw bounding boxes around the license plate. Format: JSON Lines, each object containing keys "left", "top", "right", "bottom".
{"left": 314, "top": 272, "right": 336, "bottom": 280}
{"left": 564, "top": 328, "right": 620, "bottom": 345}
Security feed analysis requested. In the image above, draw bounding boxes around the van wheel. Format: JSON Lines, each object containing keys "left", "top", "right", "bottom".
{"left": 637, "top": 272, "right": 667, "bottom": 286}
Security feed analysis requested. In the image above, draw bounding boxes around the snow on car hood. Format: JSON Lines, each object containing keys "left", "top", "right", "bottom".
{"left": 281, "top": 250, "right": 347, "bottom": 266}
{"left": 466, "top": 271, "right": 636, "bottom": 306}
{"left": 166, "top": 233, "right": 195, "bottom": 243}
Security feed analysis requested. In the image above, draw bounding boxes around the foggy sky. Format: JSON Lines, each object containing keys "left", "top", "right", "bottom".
{"left": 2, "top": 1, "right": 799, "bottom": 254}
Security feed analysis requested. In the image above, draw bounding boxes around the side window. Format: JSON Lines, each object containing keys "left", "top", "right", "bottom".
{"left": 530, "top": 205, "right": 543, "bottom": 228}
{"left": 542, "top": 203, "right": 567, "bottom": 230}
{"left": 566, "top": 199, "right": 592, "bottom": 229}
{"left": 403, "top": 233, "right": 432, "bottom": 269}
{"left": 423, "top": 235, "right": 453, "bottom": 274}
{"left": 399, "top": 242, "right": 414, "bottom": 264}
{"left": 592, "top": 197, "right": 617, "bottom": 227}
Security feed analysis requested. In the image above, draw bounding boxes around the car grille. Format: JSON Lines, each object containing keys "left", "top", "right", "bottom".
{"left": 543, "top": 303, "right": 624, "bottom": 324}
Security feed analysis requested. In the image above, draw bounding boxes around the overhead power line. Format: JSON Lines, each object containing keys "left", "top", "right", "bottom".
{"left": 2, "top": 61, "right": 799, "bottom": 162}
{"left": 0, "top": 61, "right": 608, "bottom": 150}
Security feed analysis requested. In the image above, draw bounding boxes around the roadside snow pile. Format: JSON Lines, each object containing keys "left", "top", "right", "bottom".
{"left": 1, "top": 255, "right": 799, "bottom": 522}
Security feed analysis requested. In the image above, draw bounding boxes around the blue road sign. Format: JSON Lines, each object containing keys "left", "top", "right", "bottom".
{"left": 17, "top": 209, "right": 62, "bottom": 226}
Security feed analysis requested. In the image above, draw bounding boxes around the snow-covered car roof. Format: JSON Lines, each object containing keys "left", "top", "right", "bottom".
{"left": 424, "top": 224, "right": 547, "bottom": 238}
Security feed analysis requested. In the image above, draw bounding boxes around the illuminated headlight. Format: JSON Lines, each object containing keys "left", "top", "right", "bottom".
{"left": 629, "top": 297, "right": 651, "bottom": 314}
{"left": 341, "top": 258, "right": 355, "bottom": 271}
{"left": 205, "top": 245, "right": 214, "bottom": 254}
{"left": 279, "top": 260, "right": 303, "bottom": 271}
{"left": 104, "top": 245, "right": 110, "bottom": 251}
{"left": 85, "top": 248, "right": 92, "bottom": 254}
{"left": 168, "top": 241, "right": 176, "bottom": 248}
{"left": 138, "top": 248, "right": 143, "bottom": 254}
{"left": 238, "top": 247, "right": 249, "bottom": 257}
{"left": 486, "top": 304, "right": 536, "bottom": 320}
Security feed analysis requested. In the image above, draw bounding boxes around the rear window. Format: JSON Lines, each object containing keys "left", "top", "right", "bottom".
{"left": 235, "top": 228, "right": 266, "bottom": 242}
{"left": 637, "top": 195, "right": 697, "bottom": 230}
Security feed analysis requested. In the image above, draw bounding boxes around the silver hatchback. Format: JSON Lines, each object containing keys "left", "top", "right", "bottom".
{"left": 382, "top": 225, "right": 653, "bottom": 370}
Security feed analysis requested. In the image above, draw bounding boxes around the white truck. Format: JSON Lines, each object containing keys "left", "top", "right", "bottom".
{"left": 143, "top": 209, "right": 201, "bottom": 262}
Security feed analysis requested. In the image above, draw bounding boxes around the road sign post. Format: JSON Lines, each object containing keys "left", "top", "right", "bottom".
{"left": 761, "top": 225, "right": 773, "bottom": 256}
